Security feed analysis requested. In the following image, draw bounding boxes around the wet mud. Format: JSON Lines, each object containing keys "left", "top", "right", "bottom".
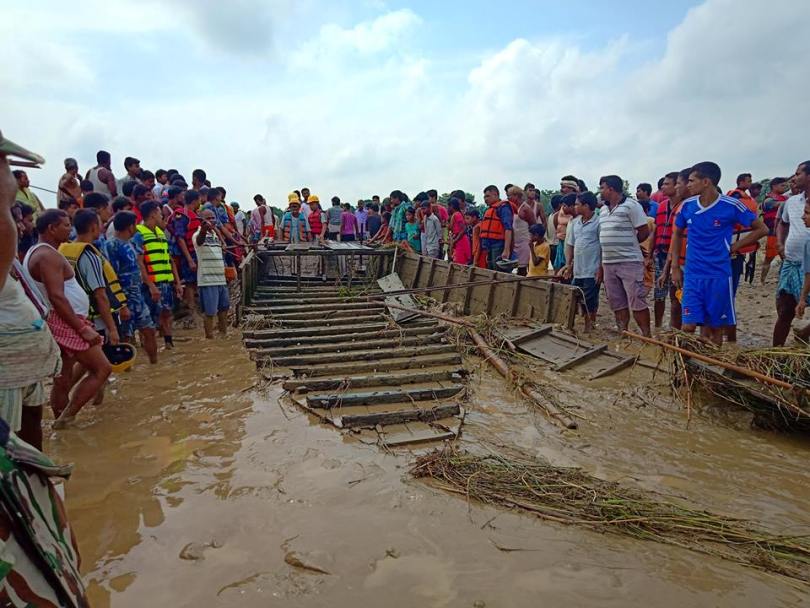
{"left": 46, "top": 284, "right": 810, "bottom": 607}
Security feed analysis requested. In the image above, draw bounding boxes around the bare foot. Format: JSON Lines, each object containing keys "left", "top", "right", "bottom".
{"left": 53, "top": 415, "right": 77, "bottom": 430}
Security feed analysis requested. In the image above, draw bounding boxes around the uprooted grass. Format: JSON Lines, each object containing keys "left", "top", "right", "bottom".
{"left": 411, "top": 447, "right": 810, "bottom": 584}
{"left": 661, "top": 331, "right": 810, "bottom": 431}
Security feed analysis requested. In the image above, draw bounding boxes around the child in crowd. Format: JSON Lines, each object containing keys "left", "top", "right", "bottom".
{"left": 404, "top": 207, "right": 421, "bottom": 253}
{"left": 465, "top": 209, "right": 487, "bottom": 268}
{"left": 527, "top": 224, "right": 551, "bottom": 277}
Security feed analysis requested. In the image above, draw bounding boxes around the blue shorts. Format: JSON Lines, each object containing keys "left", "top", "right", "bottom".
{"left": 143, "top": 281, "right": 174, "bottom": 322}
{"left": 681, "top": 275, "right": 736, "bottom": 327}
{"left": 199, "top": 284, "right": 230, "bottom": 316}
{"left": 121, "top": 285, "right": 155, "bottom": 336}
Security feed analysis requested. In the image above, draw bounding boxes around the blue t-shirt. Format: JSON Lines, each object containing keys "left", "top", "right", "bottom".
{"left": 104, "top": 236, "right": 141, "bottom": 289}
{"left": 674, "top": 194, "right": 756, "bottom": 278}
{"left": 646, "top": 201, "right": 659, "bottom": 219}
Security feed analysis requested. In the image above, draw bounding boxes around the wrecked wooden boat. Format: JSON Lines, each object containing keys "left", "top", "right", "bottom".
{"left": 239, "top": 244, "right": 584, "bottom": 446}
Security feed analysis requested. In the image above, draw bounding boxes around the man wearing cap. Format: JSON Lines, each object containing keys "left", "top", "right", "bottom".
{"left": 281, "top": 199, "right": 311, "bottom": 243}
{"left": 307, "top": 196, "right": 327, "bottom": 243}
{"left": 58, "top": 158, "right": 82, "bottom": 211}
{"left": 12, "top": 170, "right": 44, "bottom": 218}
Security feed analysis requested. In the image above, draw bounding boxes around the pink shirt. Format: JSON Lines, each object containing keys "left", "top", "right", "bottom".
{"left": 341, "top": 211, "right": 358, "bottom": 235}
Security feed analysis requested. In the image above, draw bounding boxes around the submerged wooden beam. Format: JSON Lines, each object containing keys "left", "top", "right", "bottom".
{"left": 283, "top": 369, "right": 464, "bottom": 392}
{"left": 554, "top": 344, "right": 607, "bottom": 372}
{"left": 244, "top": 319, "right": 437, "bottom": 339}
{"left": 286, "top": 352, "right": 463, "bottom": 377}
{"left": 335, "top": 403, "right": 461, "bottom": 429}
{"left": 251, "top": 333, "right": 445, "bottom": 357}
{"left": 307, "top": 385, "right": 464, "bottom": 409}
{"left": 262, "top": 343, "right": 458, "bottom": 366}
{"left": 590, "top": 355, "right": 637, "bottom": 380}
{"left": 246, "top": 325, "right": 444, "bottom": 348}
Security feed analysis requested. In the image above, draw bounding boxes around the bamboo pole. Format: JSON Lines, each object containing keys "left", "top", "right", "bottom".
{"left": 469, "top": 330, "right": 578, "bottom": 430}
{"left": 622, "top": 331, "right": 795, "bottom": 390}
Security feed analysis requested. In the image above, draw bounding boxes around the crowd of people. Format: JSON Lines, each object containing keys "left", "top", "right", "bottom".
{"left": 270, "top": 163, "right": 809, "bottom": 348}
{"left": 7, "top": 150, "right": 252, "bottom": 445}
{"left": 5, "top": 142, "right": 810, "bottom": 449}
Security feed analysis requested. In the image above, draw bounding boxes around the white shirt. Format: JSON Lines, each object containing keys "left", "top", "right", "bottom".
{"left": 782, "top": 193, "right": 810, "bottom": 262}
{"left": 192, "top": 228, "right": 226, "bottom": 287}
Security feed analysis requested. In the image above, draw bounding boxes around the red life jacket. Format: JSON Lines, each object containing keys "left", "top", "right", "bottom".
{"left": 727, "top": 189, "right": 759, "bottom": 254}
{"left": 762, "top": 192, "right": 786, "bottom": 233}
{"left": 308, "top": 207, "right": 324, "bottom": 237}
{"left": 173, "top": 207, "right": 201, "bottom": 254}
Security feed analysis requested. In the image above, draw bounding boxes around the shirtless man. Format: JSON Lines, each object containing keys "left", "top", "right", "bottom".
{"left": 24, "top": 209, "right": 111, "bottom": 427}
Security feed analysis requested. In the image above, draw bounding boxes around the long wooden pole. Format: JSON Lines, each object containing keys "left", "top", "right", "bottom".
{"left": 468, "top": 330, "right": 578, "bottom": 430}
{"left": 623, "top": 331, "right": 795, "bottom": 390}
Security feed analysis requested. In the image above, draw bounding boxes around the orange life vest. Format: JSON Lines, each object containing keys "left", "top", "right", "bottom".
{"left": 480, "top": 201, "right": 515, "bottom": 241}
{"left": 727, "top": 189, "right": 759, "bottom": 254}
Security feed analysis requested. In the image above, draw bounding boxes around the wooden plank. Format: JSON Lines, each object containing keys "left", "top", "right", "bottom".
{"left": 485, "top": 278, "right": 497, "bottom": 316}
{"left": 590, "top": 355, "right": 638, "bottom": 380}
{"left": 377, "top": 273, "right": 421, "bottom": 323}
{"left": 251, "top": 334, "right": 444, "bottom": 357}
{"left": 462, "top": 266, "right": 475, "bottom": 314}
{"left": 511, "top": 325, "right": 553, "bottom": 345}
{"left": 307, "top": 385, "right": 464, "bottom": 408}
{"left": 510, "top": 282, "right": 522, "bottom": 317}
{"left": 283, "top": 369, "right": 464, "bottom": 392}
{"left": 244, "top": 319, "right": 436, "bottom": 339}
{"left": 441, "top": 264, "right": 454, "bottom": 304}
{"left": 261, "top": 301, "right": 383, "bottom": 313}
{"left": 262, "top": 343, "right": 458, "bottom": 366}
{"left": 257, "top": 314, "right": 386, "bottom": 328}
{"left": 286, "top": 352, "right": 463, "bottom": 377}
{"left": 380, "top": 430, "right": 457, "bottom": 447}
{"left": 426, "top": 258, "right": 437, "bottom": 294}
{"left": 335, "top": 403, "right": 461, "bottom": 429}
{"left": 554, "top": 344, "right": 607, "bottom": 372}
{"left": 246, "top": 325, "right": 444, "bottom": 348}
{"left": 411, "top": 255, "right": 423, "bottom": 288}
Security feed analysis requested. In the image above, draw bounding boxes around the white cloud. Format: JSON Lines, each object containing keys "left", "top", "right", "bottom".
{"left": 1, "top": 0, "right": 806, "bottom": 210}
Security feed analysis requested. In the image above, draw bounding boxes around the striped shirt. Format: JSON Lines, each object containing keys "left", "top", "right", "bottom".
{"left": 598, "top": 196, "right": 648, "bottom": 264}
{"left": 192, "top": 228, "right": 226, "bottom": 287}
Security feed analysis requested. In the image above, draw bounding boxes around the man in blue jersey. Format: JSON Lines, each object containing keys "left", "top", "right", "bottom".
{"left": 670, "top": 162, "right": 767, "bottom": 344}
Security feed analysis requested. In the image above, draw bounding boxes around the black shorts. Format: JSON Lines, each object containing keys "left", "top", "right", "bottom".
{"left": 573, "top": 277, "right": 600, "bottom": 313}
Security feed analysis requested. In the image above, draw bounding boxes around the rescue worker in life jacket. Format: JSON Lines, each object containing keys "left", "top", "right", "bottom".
{"left": 479, "top": 184, "right": 515, "bottom": 271}
{"left": 59, "top": 208, "right": 130, "bottom": 408}
{"left": 59, "top": 208, "right": 129, "bottom": 346}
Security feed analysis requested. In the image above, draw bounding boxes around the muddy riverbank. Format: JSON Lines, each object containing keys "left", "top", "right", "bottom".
{"left": 45, "top": 280, "right": 809, "bottom": 606}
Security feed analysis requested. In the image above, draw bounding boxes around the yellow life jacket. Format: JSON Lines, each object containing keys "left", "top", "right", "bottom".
{"left": 59, "top": 241, "right": 127, "bottom": 319}
{"left": 136, "top": 224, "right": 173, "bottom": 283}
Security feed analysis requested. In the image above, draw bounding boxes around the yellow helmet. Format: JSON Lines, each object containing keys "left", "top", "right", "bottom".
{"left": 102, "top": 343, "right": 137, "bottom": 373}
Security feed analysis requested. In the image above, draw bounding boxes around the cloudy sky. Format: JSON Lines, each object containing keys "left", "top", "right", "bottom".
{"left": 2, "top": 0, "right": 804, "bottom": 208}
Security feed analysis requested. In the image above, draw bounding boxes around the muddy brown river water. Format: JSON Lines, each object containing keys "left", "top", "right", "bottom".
{"left": 45, "top": 322, "right": 809, "bottom": 607}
